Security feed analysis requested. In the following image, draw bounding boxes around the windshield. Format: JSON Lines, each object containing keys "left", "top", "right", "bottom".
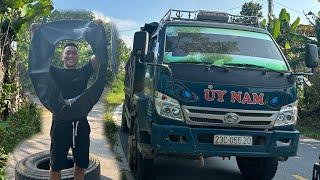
{"left": 164, "top": 25, "right": 289, "bottom": 71}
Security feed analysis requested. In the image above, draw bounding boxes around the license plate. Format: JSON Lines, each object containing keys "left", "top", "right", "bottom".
{"left": 213, "top": 135, "right": 253, "bottom": 146}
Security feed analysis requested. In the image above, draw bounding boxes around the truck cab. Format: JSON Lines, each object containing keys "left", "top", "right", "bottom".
{"left": 122, "top": 10, "right": 319, "bottom": 180}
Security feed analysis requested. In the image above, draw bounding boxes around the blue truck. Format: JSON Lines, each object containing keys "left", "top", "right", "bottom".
{"left": 122, "top": 9, "right": 319, "bottom": 180}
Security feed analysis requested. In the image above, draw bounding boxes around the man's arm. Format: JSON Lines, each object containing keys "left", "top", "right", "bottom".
{"left": 90, "top": 55, "right": 99, "bottom": 72}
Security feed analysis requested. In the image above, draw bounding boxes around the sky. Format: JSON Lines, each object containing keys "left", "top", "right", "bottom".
{"left": 52, "top": 0, "right": 320, "bottom": 47}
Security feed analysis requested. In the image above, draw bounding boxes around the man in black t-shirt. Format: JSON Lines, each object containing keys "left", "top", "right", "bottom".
{"left": 49, "top": 42, "right": 99, "bottom": 180}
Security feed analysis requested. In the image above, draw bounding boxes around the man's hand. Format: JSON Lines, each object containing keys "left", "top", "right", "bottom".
{"left": 90, "top": 55, "right": 99, "bottom": 72}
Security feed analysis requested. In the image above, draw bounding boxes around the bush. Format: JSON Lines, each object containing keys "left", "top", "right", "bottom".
{"left": 105, "top": 72, "right": 125, "bottom": 106}
{"left": 0, "top": 103, "right": 41, "bottom": 152}
{"left": 104, "top": 71, "right": 125, "bottom": 150}
{"left": 104, "top": 112, "right": 118, "bottom": 148}
{"left": 298, "top": 73, "right": 320, "bottom": 139}
{"left": 0, "top": 102, "right": 41, "bottom": 179}
{"left": 297, "top": 109, "right": 320, "bottom": 139}
{"left": 0, "top": 147, "right": 7, "bottom": 179}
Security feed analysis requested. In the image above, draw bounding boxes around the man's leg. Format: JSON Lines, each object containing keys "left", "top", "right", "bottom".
{"left": 50, "top": 122, "right": 72, "bottom": 180}
{"left": 50, "top": 168, "right": 61, "bottom": 180}
{"left": 73, "top": 120, "right": 91, "bottom": 180}
{"left": 74, "top": 165, "right": 85, "bottom": 180}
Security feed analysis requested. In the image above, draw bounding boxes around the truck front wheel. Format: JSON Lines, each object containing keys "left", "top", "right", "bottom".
{"left": 128, "top": 120, "right": 153, "bottom": 180}
{"left": 236, "top": 157, "right": 278, "bottom": 180}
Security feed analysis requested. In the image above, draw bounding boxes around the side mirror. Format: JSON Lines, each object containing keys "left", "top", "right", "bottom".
{"left": 133, "top": 31, "right": 149, "bottom": 58}
{"left": 305, "top": 44, "right": 319, "bottom": 68}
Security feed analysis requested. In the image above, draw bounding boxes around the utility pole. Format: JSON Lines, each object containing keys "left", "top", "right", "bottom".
{"left": 268, "top": 0, "right": 274, "bottom": 23}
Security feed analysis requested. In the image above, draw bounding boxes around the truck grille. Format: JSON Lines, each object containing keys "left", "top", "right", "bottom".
{"left": 182, "top": 106, "right": 279, "bottom": 129}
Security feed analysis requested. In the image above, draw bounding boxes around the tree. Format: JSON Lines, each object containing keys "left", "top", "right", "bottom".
{"left": 262, "top": 9, "right": 304, "bottom": 53}
{"left": 0, "top": 0, "right": 53, "bottom": 119}
{"left": 117, "top": 38, "right": 131, "bottom": 70}
{"left": 240, "top": 1, "right": 263, "bottom": 18}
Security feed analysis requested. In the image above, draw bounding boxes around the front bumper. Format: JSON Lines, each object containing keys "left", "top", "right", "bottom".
{"left": 151, "top": 124, "right": 299, "bottom": 157}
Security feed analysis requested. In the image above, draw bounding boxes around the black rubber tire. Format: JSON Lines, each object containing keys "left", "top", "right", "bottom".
{"left": 121, "top": 105, "right": 129, "bottom": 133}
{"left": 136, "top": 150, "right": 154, "bottom": 180}
{"left": 15, "top": 151, "right": 100, "bottom": 180}
{"left": 128, "top": 119, "right": 153, "bottom": 180}
{"left": 236, "top": 157, "right": 278, "bottom": 180}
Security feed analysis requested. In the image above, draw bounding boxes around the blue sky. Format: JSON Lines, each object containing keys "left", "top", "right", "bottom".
{"left": 52, "top": 0, "right": 320, "bottom": 47}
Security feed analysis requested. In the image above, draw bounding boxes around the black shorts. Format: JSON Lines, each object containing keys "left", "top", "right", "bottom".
{"left": 50, "top": 119, "right": 91, "bottom": 172}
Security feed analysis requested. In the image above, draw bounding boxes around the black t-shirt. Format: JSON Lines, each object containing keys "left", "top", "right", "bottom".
{"left": 51, "top": 61, "right": 93, "bottom": 99}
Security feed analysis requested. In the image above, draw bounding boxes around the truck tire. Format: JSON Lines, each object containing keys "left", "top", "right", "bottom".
{"left": 15, "top": 151, "right": 100, "bottom": 180}
{"left": 121, "top": 105, "right": 129, "bottom": 133}
{"left": 128, "top": 119, "right": 153, "bottom": 180}
{"left": 236, "top": 157, "right": 278, "bottom": 180}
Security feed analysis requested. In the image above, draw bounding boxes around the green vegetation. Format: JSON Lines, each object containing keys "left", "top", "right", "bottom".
{"left": 297, "top": 109, "right": 320, "bottom": 140}
{"left": 104, "top": 72, "right": 125, "bottom": 149}
{"left": 102, "top": 21, "right": 129, "bottom": 149}
{"left": 262, "top": 8, "right": 301, "bottom": 51}
{"left": 105, "top": 73, "right": 125, "bottom": 106}
{"left": 0, "top": 103, "right": 41, "bottom": 151}
{"left": 0, "top": 103, "right": 41, "bottom": 178}
{"left": 104, "top": 112, "right": 118, "bottom": 148}
{"left": 240, "top": 1, "right": 263, "bottom": 18}
{"left": 1, "top": 1, "right": 50, "bottom": 178}
{"left": 0, "top": 147, "right": 7, "bottom": 179}
{"left": 0, "top": 0, "right": 53, "bottom": 119}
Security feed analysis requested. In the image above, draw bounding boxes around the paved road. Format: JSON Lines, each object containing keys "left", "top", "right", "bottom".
{"left": 115, "top": 105, "right": 320, "bottom": 180}
{"left": 5, "top": 92, "right": 123, "bottom": 180}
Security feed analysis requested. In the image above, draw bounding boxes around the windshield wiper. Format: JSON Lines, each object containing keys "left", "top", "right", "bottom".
{"left": 170, "top": 61, "right": 229, "bottom": 72}
{"left": 223, "top": 63, "right": 286, "bottom": 75}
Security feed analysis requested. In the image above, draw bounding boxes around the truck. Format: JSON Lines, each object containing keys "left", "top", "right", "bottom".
{"left": 122, "top": 9, "right": 319, "bottom": 180}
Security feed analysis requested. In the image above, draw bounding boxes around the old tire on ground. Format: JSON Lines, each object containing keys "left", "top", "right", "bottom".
{"left": 121, "top": 105, "right": 129, "bottom": 133}
{"left": 236, "top": 157, "right": 278, "bottom": 180}
{"left": 128, "top": 119, "right": 153, "bottom": 180}
{"left": 15, "top": 151, "right": 100, "bottom": 180}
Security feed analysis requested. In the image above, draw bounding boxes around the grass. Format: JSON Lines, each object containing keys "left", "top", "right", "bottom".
{"left": 297, "top": 110, "right": 320, "bottom": 140}
{"left": 298, "top": 127, "right": 320, "bottom": 140}
{"left": 0, "top": 102, "right": 41, "bottom": 179}
{"left": 0, "top": 103, "right": 41, "bottom": 151}
{"left": 0, "top": 147, "right": 7, "bottom": 179}
{"left": 104, "top": 112, "right": 118, "bottom": 148}
{"left": 103, "top": 72, "right": 125, "bottom": 151}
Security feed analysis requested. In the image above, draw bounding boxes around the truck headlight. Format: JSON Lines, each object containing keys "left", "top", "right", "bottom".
{"left": 274, "top": 101, "right": 298, "bottom": 126}
{"left": 154, "top": 91, "right": 184, "bottom": 121}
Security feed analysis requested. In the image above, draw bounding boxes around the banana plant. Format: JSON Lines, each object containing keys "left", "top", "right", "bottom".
{"left": 262, "top": 8, "right": 301, "bottom": 50}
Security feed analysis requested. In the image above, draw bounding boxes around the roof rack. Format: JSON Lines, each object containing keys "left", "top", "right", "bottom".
{"left": 160, "top": 9, "right": 260, "bottom": 28}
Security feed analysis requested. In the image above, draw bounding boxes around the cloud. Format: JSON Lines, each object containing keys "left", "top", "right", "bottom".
{"left": 120, "top": 32, "right": 135, "bottom": 48}
{"left": 111, "top": 17, "right": 140, "bottom": 32}
{"left": 92, "top": 11, "right": 111, "bottom": 23}
{"left": 93, "top": 11, "right": 140, "bottom": 48}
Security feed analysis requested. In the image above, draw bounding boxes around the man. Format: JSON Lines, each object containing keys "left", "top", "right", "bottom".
{"left": 47, "top": 42, "right": 99, "bottom": 180}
